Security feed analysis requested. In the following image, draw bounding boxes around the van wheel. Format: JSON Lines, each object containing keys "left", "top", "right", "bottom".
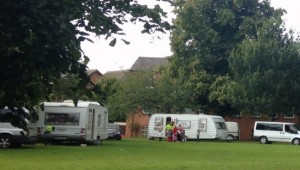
{"left": 292, "top": 138, "right": 300, "bottom": 145}
{"left": 0, "top": 134, "right": 12, "bottom": 148}
{"left": 260, "top": 136, "right": 268, "bottom": 144}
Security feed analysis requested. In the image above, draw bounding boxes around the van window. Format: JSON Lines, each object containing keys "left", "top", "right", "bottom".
{"left": 215, "top": 122, "right": 227, "bottom": 130}
{"left": 256, "top": 123, "right": 283, "bottom": 131}
{"left": 285, "top": 124, "right": 298, "bottom": 134}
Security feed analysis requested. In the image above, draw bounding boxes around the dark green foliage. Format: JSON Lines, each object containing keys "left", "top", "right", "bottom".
{"left": 228, "top": 18, "right": 300, "bottom": 114}
{"left": 0, "top": 0, "right": 171, "bottom": 129}
{"left": 105, "top": 67, "right": 194, "bottom": 122}
{"left": 169, "top": 0, "right": 287, "bottom": 115}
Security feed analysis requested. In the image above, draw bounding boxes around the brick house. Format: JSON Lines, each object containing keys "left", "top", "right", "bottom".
{"left": 129, "top": 56, "right": 168, "bottom": 71}
{"left": 103, "top": 70, "right": 127, "bottom": 80}
{"left": 125, "top": 108, "right": 150, "bottom": 138}
{"left": 86, "top": 69, "right": 103, "bottom": 84}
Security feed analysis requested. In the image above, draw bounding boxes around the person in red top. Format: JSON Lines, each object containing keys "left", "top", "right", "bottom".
{"left": 172, "top": 124, "right": 177, "bottom": 141}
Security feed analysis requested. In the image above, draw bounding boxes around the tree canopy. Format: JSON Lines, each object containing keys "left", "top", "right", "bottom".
{"left": 0, "top": 0, "right": 172, "bottom": 129}
{"left": 103, "top": 66, "right": 194, "bottom": 122}
{"left": 228, "top": 18, "right": 300, "bottom": 114}
{"left": 169, "top": 0, "right": 292, "bottom": 115}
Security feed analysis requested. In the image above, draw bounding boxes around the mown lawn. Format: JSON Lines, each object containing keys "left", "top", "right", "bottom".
{"left": 0, "top": 138, "right": 300, "bottom": 170}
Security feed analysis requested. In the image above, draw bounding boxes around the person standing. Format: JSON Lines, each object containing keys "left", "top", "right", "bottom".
{"left": 166, "top": 122, "right": 173, "bottom": 142}
{"left": 177, "top": 125, "right": 183, "bottom": 142}
{"left": 172, "top": 125, "right": 178, "bottom": 142}
{"left": 197, "top": 129, "right": 200, "bottom": 142}
{"left": 158, "top": 130, "right": 163, "bottom": 142}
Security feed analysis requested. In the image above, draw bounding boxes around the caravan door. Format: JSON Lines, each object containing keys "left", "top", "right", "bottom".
{"left": 86, "top": 108, "right": 96, "bottom": 141}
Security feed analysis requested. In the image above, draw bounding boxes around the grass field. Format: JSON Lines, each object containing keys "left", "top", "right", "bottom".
{"left": 0, "top": 138, "right": 300, "bottom": 170}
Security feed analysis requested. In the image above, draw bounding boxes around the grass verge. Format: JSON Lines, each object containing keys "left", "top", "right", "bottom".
{"left": 0, "top": 138, "right": 299, "bottom": 170}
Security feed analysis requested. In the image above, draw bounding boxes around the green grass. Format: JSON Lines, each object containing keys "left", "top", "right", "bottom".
{"left": 1, "top": 139, "right": 300, "bottom": 170}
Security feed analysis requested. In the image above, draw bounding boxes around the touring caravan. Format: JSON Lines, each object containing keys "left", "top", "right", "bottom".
{"left": 147, "top": 114, "right": 228, "bottom": 141}
{"left": 37, "top": 101, "right": 108, "bottom": 145}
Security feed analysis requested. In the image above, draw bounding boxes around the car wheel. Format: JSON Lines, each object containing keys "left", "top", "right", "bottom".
{"left": 292, "top": 138, "right": 300, "bottom": 145}
{"left": 0, "top": 134, "right": 13, "bottom": 148}
{"left": 260, "top": 136, "right": 268, "bottom": 144}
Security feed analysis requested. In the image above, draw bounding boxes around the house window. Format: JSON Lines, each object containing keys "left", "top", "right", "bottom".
{"left": 284, "top": 113, "right": 294, "bottom": 119}
{"left": 252, "top": 112, "right": 261, "bottom": 118}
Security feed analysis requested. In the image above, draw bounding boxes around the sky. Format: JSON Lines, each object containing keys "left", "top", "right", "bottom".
{"left": 81, "top": 0, "right": 300, "bottom": 74}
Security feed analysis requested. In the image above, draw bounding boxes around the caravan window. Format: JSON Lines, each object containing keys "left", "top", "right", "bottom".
{"left": 215, "top": 122, "right": 227, "bottom": 130}
{"left": 154, "top": 117, "right": 163, "bottom": 130}
{"left": 45, "top": 112, "right": 80, "bottom": 125}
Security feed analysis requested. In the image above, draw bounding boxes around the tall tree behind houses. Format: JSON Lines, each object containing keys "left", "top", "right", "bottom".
{"left": 169, "top": 0, "right": 285, "bottom": 115}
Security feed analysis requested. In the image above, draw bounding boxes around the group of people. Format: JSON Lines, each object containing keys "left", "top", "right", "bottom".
{"left": 165, "top": 122, "right": 185, "bottom": 142}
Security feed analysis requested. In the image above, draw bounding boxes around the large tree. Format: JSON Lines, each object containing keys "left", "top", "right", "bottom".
{"left": 169, "top": 0, "right": 284, "bottom": 114}
{"left": 228, "top": 18, "right": 300, "bottom": 114}
{"left": 0, "top": 0, "right": 171, "bottom": 129}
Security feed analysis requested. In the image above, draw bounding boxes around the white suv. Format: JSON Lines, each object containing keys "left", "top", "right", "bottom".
{"left": 253, "top": 121, "right": 300, "bottom": 145}
{"left": 0, "top": 108, "right": 37, "bottom": 148}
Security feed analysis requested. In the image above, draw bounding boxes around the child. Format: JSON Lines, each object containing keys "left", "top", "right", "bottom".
{"left": 197, "top": 129, "right": 200, "bottom": 142}
{"left": 158, "top": 130, "right": 163, "bottom": 142}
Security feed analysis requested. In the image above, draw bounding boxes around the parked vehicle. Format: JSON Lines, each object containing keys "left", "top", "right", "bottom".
{"left": 253, "top": 121, "right": 300, "bottom": 145}
{"left": 226, "top": 122, "right": 239, "bottom": 140}
{"left": 36, "top": 101, "right": 108, "bottom": 145}
{"left": 147, "top": 113, "right": 228, "bottom": 141}
{"left": 108, "top": 123, "right": 122, "bottom": 140}
{"left": 0, "top": 109, "right": 37, "bottom": 148}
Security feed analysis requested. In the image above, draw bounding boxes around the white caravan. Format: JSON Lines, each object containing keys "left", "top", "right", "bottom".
{"left": 37, "top": 101, "right": 108, "bottom": 145}
{"left": 147, "top": 114, "right": 228, "bottom": 140}
{"left": 253, "top": 121, "right": 300, "bottom": 145}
